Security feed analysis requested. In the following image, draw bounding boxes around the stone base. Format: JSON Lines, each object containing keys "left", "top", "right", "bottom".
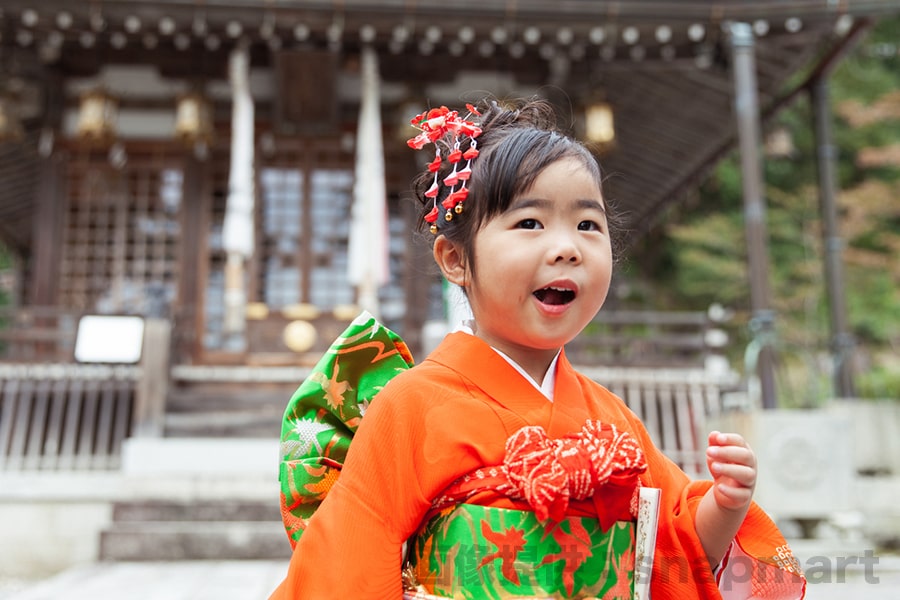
{"left": 121, "top": 437, "right": 280, "bottom": 476}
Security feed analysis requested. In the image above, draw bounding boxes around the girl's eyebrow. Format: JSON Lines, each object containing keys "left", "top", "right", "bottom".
{"left": 510, "top": 197, "right": 607, "bottom": 213}
{"left": 576, "top": 198, "right": 608, "bottom": 214}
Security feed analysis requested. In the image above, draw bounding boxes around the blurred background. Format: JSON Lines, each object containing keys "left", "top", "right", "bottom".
{"left": 0, "top": 1, "right": 898, "bottom": 597}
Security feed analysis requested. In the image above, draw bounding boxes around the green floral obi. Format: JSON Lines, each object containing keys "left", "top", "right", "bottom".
{"left": 406, "top": 504, "right": 635, "bottom": 600}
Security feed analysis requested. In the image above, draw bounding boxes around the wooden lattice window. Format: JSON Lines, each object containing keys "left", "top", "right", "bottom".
{"left": 202, "top": 153, "right": 230, "bottom": 350}
{"left": 255, "top": 140, "right": 355, "bottom": 311}
{"left": 60, "top": 149, "right": 182, "bottom": 317}
{"left": 259, "top": 145, "right": 411, "bottom": 327}
{"left": 259, "top": 167, "right": 303, "bottom": 308}
{"left": 306, "top": 168, "right": 355, "bottom": 308}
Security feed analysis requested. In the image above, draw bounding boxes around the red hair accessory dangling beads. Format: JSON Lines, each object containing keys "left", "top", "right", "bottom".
{"left": 407, "top": 104, "right": 482, "bottom": 233}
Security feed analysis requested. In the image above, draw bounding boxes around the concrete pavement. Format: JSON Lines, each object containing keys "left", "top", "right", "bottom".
{"left": 0, "top": 560, "right": 288, "bottom": 600}
{"left": 3, "top": 549, "right": 899, "bottom": 599}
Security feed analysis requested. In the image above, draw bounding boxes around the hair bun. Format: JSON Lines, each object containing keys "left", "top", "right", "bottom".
{"left": 470, "top": 97, "right": 559, "bottom": 139}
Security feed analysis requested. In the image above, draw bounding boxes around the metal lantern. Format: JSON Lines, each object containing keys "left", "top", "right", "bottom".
{"left": 76, "top": 88, "right": 118, "bottom": 142}
{"left": 585, "top": 101, "right": 615, "bottom": 145}
{"left": 175, "top": 92, "right": 214, "bottom": 145}
{"left": 0, "top": 95, "right": 24, "bottom": 142}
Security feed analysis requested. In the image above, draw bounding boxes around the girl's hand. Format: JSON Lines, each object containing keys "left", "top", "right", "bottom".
{"left": 706, "top": 431, "right": 757, "bottom": 512}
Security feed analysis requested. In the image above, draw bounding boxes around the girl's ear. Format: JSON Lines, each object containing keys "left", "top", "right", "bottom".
{"left": 433, "top": 235, "right": 468, "bottom": 287}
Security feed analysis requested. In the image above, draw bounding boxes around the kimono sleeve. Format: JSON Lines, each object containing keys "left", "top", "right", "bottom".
{"left": 269, "top": 373, "right": 432, "bottom": 600}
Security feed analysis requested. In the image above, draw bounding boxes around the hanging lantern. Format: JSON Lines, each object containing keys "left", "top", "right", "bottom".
{"left": 174, "top": 92, "right": 214, "bottom": 145}
{"left": 585, "top": 101, "right": 615, "bottom": 145}
{"left": 764, "top": 126, "right": 795, "bottom": 159}
{"left": 0, "top": 96, "right": 25, "bottom": 142}
{"left": 77, "top": 88, "right": 118, "bottom": 142}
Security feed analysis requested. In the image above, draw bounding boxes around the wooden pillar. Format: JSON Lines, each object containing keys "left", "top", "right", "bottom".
{"left": 176, "top": 155, "right": 210, "bottom": 363}
{"left": 29, "top": 65, "right": 66, "bottom": 309}
{"left": 8, "top": 253, "right": 24, "bottom": 308}
{"left": 810, "top": 77, "right": 856, "bottom": 398}
{"left": 133, "top": 318, "right": 171, "bottom": 437}
{"left": 28, "top": 154, "right": 66, "bottom": 307}
{"left": 727, "top": 22, "right": 778, "bottom": 410}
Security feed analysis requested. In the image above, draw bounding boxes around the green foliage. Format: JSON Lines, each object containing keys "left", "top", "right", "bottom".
{"left": 857, "top": 366, "right": 900, "bottom": 400}
{"left": 848, "top": 269, "right": 900, "bottom": 345}
{"left": 666, "top": 213, "right": 748, "bottom": 307}
{"left": 831, "top": 16, "right": 900, "bottom": 104}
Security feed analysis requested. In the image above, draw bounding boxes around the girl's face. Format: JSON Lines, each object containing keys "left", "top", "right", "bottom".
{"left": 460, "top": 156, "right": 613, "bottom": 367}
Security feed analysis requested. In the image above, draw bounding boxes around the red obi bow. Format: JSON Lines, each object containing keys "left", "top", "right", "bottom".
{"left": 432, "top": 421, "right": 648, "bottom": 528}
{"left": 504, "top": 421, "right": 647, "bottom": 523}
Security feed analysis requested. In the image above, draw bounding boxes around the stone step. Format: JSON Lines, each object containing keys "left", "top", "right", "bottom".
{"left": 163, "top": 410, "right": 283, "bottom": 438}
{"left": 101, "top": 497, "right": 292, "bottom": 561}
{"left": 166, "top": 387, "right": 294, "bottom": 413}
{"left": 112, "top": 500, "right": 282, "bottom": 523}
{"left": 99, "top": 521, "right": 293, "bottom": 561}
{"left": 121, "top": 438, "right": 280, "bottom": 476}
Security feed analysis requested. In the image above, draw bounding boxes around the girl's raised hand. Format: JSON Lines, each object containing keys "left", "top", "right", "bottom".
{"left": 706, "top": 431, "right": 757, "bottom": 512}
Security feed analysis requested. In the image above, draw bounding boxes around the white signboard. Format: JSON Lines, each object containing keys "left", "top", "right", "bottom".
{"left": 74, "top": 315, "right": 145, "bottom": 364}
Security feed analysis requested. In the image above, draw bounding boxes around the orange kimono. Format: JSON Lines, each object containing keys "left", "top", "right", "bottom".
{"left": 270, "top": 331, "right": 805, "bottom": 599}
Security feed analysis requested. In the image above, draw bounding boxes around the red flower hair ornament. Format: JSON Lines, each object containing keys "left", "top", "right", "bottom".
{"left": 407, "top": 104, "right": 482, "bottom": 234}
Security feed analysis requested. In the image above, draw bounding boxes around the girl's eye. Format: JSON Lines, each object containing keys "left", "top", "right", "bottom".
{"left": 578, "top": 220, "right": 602, "bottom": 231}
{"left": 517, "top": 219, "right": 541, "bottom": 230}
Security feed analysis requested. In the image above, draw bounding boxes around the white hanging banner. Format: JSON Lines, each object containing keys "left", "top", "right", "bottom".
{"left": 348, "top": 46, "right": 390, "bottom": 317}
{"left": 222, "top": 44, "right": 255, "bottom": 258}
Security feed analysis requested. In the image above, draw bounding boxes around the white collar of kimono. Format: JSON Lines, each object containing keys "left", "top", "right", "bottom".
{"left": 454, "top": 321, "right": 560, "bottom": 401}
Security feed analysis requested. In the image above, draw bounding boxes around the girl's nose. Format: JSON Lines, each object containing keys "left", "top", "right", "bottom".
{"left": 550, "top": 235, "right": 581, "bottom": 264}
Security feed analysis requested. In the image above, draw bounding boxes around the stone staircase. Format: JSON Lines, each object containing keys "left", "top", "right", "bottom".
{"left": 99, "top": 499, "right": 293, "bottom": 561}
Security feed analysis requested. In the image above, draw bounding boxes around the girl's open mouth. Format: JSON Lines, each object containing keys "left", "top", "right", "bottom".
{"left": 533, "top": 287, "right": 576, "bottom": 305}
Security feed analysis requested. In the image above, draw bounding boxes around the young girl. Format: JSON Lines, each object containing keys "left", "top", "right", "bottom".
{"left": 270, "top": 98, "right": 806, "bottom": 599}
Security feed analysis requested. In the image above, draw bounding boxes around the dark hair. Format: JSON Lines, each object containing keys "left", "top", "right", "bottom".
{"left": 411, "top": 97, "right": 619, "bottom": 272}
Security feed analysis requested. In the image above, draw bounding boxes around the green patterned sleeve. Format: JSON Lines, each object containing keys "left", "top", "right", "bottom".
{"left": 278, "top": 311, "right": 414, "bottom": 547}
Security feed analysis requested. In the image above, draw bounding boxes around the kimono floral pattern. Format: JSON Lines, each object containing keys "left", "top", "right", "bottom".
{"left": 409, "top": 504, "right": 635, "bottom": 599}
{"left": 278, "top": 312, "right": 414, "bottom": 546}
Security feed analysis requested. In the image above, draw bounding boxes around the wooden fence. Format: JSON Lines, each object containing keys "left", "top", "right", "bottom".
{"left": 0, "top": 305, "right": 740, "bottom": 473}
{"left": 0, "top": 317, "right": 169, "bottom": 472}
{"left": 0, "top": 364, "right": 139, "bottom": 471}
{"left": 579, "top": 365, "right": 740, "bottom": 478}
{"left": 0, "top": 363, "right": 739, "bottom": 475}
{"left": 568, "top": 308, "right": 731, "bottom": 369}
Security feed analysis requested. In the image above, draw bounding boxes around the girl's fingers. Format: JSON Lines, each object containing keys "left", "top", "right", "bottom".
{"left": 707, "top": 444, "right": 756, "bottom": 468}
{"left": 708, "top": 430, "right": 751, "bottom": 449}
{"left": 709, "top": 462, "right": 757, "bottom": 488}
{"left": 708, "top": 431, "right": 758, "bottom": 510}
